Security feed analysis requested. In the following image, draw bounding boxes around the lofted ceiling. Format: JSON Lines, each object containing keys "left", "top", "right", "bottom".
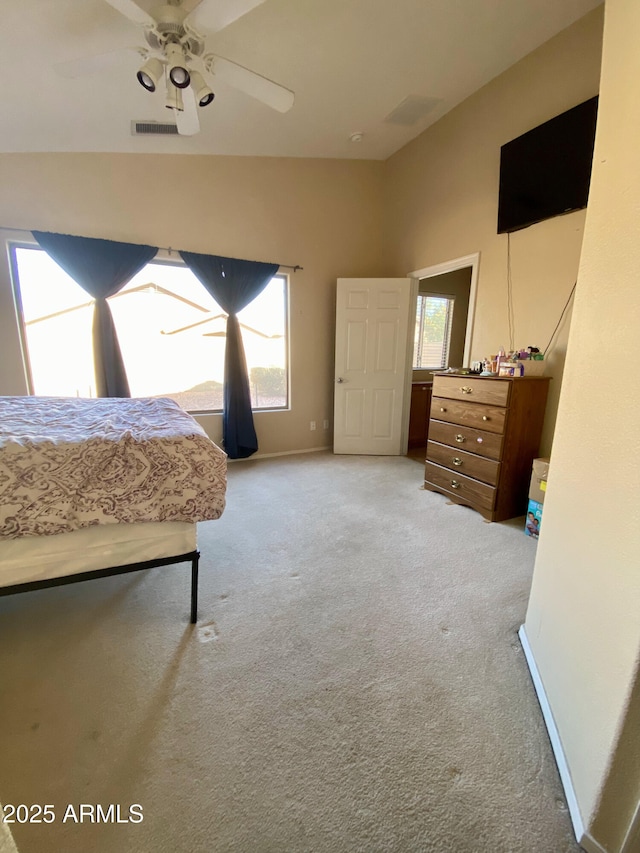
{"left": 2, "top": 0, "right": 601, "bottom": 160}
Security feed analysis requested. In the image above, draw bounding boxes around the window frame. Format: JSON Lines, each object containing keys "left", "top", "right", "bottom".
{"left": 8, "top": 240, "right": 38, "bottom": 396}
{"left": 413, "top": 291, "right": 455, "bottom": 371}
{"left": 8, "top": 242, "right": 291, "bottom": 415}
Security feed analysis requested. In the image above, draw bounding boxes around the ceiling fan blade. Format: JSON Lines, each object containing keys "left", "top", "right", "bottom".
{"left": 205, "top": 55, "right": 294, "bottom": 113}
{"left": 175, "top": 86, "right": 201, "bottom": 136}
{"left": 55, "top": 47, "right": 141, "bottom": 79}
{"left": 103, "top": 0, "right": 155, "bottom": 26}
{"left": 186, "top": 0, "right": 266, "bottom": 35}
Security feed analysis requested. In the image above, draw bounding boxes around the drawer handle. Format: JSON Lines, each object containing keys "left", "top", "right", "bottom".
{"left": 482, "top": 415, "right": 489, "bottom": 421}
{"left": 460, "top": 386, "right": 473, "bottom": 394}
{"left": 450, "top": 480, "right": 460, "bottom": 489}
{"left": 440, "top": 407, "right": 446, "bottom": 412}
{"left": 454, "top": 434, "right": 465, "bottom": 443}
{"left": 452, "top": 457, "right": 463, "bottom": 466}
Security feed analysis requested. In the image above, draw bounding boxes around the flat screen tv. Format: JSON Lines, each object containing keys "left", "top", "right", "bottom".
{"left": 497, "top": 95, "right": 598, "bottom": 234}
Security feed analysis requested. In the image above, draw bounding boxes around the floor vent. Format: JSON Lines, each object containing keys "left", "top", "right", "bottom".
{"left": 131, "top": 120, "right": 179, "bottom": 136}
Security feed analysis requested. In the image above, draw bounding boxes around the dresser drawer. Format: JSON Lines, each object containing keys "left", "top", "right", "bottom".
{"left": 426, "top": 441, "right": 500, "bottom": 486}
{"left": 432, "top": 375, "right": 511, "bottom": 406}
{"left": 431, "top": 397, "right": 506, "bottom": 434}
{"left": 426, "top": 420, "right": 503, "bottom": 461}
{"left": 425, "top": 462, "right": 497, "bottom": 511}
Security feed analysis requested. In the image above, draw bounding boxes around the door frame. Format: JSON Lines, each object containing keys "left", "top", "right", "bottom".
{"left": 408, "top": 252, "right": 480, "bottom": 368}
{"left": 402, "top": 252, "right": 480, "bottom": 453}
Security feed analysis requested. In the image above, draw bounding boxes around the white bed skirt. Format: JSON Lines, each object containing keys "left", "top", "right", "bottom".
{"left": 0, "top": 522, "right": 197, "bottom": 588}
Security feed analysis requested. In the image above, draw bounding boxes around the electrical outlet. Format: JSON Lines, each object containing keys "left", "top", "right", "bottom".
{"left": 310, "top": 421, "right": 316, "bottom": 431}
{"left": 323, "top": 419, "right": 329, "bottom": 429}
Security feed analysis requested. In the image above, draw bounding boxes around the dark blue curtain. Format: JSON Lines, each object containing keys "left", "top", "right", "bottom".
{"left": 180, "top": 251, "right": 279, "bottom": 459}
{"left": 32, "top": 231, "right": 157, "bottom": 397}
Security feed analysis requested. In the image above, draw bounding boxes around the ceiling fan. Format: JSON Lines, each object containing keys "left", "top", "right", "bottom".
{"left": 56, "top": 0, "right": 295, "bottom": 136}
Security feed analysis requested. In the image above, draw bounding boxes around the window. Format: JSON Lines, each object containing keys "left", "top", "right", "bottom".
{"left": 413, "top": 293, "right": 455, "bottom": 370}
{"left": 10, "top": 245, "right": 289, "bottom": 412}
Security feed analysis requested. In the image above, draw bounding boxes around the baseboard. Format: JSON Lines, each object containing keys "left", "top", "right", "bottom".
{"left": 581, "top": 831, "right": 610, "bottom": 853}
{"left": 518, "top": 626, "right": 609, "bottom": 853}
{"left": 621, "top": 802, "right": 640, "bottom": 853}
{"left": 228, "top": 446, "right": 332, "bottom": 462}
{"left": 0, "top": 805, "right": 19, "bottom": 853}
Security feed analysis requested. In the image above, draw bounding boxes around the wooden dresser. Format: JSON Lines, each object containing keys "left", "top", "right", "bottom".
{"left": 424, "top": 374, "right": 550, "bottom": 522}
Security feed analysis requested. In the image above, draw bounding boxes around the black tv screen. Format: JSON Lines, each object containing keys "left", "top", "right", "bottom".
{"left": 497, "top": 96, "right": 598, "bottom": 234}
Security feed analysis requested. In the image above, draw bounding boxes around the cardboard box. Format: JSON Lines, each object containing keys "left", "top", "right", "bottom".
{"left": 529, "top": 457, "right": 550, "bottom": 504}
{"left": 522, "top": 358, "right": 546, "bottom": 376}
{"left": 525, "top": 499, "right": 543, "bottom": 538}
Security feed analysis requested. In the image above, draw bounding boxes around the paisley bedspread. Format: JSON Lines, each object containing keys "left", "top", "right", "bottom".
{"left": 0, "top": 396, "right": 227, "bottom": 539}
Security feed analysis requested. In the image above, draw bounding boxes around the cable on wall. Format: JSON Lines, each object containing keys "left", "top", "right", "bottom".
{"left": 506, "top": 232, "right": 516, "bottom": 351}
{"left": 543, "top": 281, "right": 576, "bottom": 358}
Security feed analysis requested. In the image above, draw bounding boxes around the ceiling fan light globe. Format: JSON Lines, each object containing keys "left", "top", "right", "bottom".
{"left": 165, "top": 42, "right": 190, "bottom": 89}
{"left": 189, "top": 70, "right": 214, "bottom": 107}
{"left": 137, "top": 71, "right": 155, "bottom": 91}
{"left": 169, "top": 65, "right": 190, "bottom": 89}
{"left": 136, "top": 57, "right": 164, "bottom": 92}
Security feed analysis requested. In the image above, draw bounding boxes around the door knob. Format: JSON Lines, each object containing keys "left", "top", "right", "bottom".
{"left": 336, "top": 377, "right": 344, "bottom": 383}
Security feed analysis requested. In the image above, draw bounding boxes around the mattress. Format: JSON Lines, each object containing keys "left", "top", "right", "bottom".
{"left": 0, "top": 395, "right": 227, "bottom": 539}
{"left": 0, "top": 521, "right": 197, "bottom": 587}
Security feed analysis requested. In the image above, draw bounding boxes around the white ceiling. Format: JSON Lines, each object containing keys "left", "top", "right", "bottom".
{"left": 2, "top": 0, "right": 601, "bottom": 160}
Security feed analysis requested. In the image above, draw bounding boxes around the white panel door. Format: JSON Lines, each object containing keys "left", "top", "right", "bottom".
{"left": 334, "top": 277, "right": 413, "bottom": 455}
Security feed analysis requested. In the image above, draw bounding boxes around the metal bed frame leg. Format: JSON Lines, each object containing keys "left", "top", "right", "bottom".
{"left": 190, "top": 551, "right": 200, "bottom": 624}
{"left": 1, "top": 548, "right": 204, "bottom": 625}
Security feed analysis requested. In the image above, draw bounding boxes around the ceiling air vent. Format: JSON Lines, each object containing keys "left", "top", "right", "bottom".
{"left": 131, "top": 120, "right": 179, "bottom": 136}
{"left": 383, "top": 96, "right": 442, "bottom": 127}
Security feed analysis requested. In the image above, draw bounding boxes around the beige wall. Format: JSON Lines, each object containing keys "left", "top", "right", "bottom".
{"left": 0, "top": 10, "right": 604, "bottom": 461}
{"left": 0, "top": 154, "right": 385, "bottom": 454}
{"left": 383, "top": 7, "right": 604, "bottom": 455}
{"left": 523, "top": 0, "right": 640, "bottom": 848}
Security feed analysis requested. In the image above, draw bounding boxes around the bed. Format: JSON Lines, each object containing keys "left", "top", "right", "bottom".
{"left": 0, "top": 395, "right": 227, "bottom": 622}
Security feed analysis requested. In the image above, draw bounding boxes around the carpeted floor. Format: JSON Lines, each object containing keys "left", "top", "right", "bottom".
{"left": 0, "top": 452, "right": 580, "bottom": 853}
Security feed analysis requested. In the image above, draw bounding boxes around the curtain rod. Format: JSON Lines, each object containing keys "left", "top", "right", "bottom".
{"left": 0, "top": 226, "right": 303, "bottom": 272}
{"left": 164, "top": 245, "right": 303, "bottom": 271}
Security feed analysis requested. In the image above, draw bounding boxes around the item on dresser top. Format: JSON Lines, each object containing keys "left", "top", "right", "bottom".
{"left": 499, "top": 360, "right": 525, "bottom": 377}
{"left": 480, "top": 358, "right": 496, "bottom": 376}
{"left": 521, "top": 357, "right": 546, "bottom": 376}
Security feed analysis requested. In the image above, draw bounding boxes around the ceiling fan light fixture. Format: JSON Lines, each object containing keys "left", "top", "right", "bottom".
{"left": 136, "top": 56, "right": 164, "bottom": 92}
{"left": 165, "top": 42, "right": 190, "bottom": 89}
{"left": 170, "top": 66, "right": 190, "bottom": 88}
{"left": 165, "top": 80, "right": 184, "bottom": 112}
{"left": 189, "top": 70, "right": 215, "bottom": 107}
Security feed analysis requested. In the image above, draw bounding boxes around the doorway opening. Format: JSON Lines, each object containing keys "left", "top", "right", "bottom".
{"left": 405, "top": 253, "right": 479, "bottom": 462}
